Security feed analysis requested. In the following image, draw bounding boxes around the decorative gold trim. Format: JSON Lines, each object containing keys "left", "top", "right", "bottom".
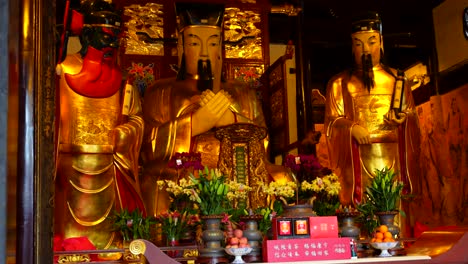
{"left": 59, "top": 143, "right": 114, "bottom": 154}
{"left": 84, "top": 24, "right": 121, "bottom": 29}
{"left": 69, "top": 177, "right": 114, "bottom": 194}
{"left": 129, "top": 240, "right": 147, "bottom": 255}
{"left": 183, "top": 249, "right": 199, "bottom": 258}
{"left": 67, "top": 196, "right": 114, "bottom": 226}
{"left": 71, "top": 162, "right": 114, "bottom": 176}
{"left": 57, "top": 254, "right": 91, "bottom": 263}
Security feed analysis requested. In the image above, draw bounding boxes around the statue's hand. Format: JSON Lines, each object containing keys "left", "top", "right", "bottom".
{"left": 351, "top": 124, "right": 371, "bottom": 144}
{"left": 112, "top": 124, "right": 135, "bottom": 153}
{"left": 192, "top": 90, "right": 232, "bottom": 135}
{"left": 384, "top": 110, "right": 407, "bottom": 126}
{"left": 199, "top": 90, "right": 215, "bottom": 107}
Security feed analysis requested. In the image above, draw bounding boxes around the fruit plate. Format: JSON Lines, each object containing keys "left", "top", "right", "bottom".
{"left": 370, "top": 241, "right": 399, "bottom": 257}
{"left": 225, "top": 247, "right": 252, "bottom": 263}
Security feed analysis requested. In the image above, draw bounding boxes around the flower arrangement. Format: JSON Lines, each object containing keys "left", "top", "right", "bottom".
{"left": 189, "top": 167, "right": 232, "bottom": 216}
{"left": 256, "top": 180, "right": 297, "bottom": 225}
{"left": 155, "top": 210, "right": 200, "bottom": 242}
{"left": 284, "top": 154, "right": 323, "bottom": 182}
{"left": 157, "top": 177, "right": 196, "bottom": 213}
{"left": 110, "top": 209, "right": 156, "bottom": 241}
{"left": 168, "top": 152, "right": 204, "bottom": 171}
{"left": 262, "top": 181, "right": 297, "bottom": 206}
{"left": 300, "top": 172, "right": 341, "bottom": 216}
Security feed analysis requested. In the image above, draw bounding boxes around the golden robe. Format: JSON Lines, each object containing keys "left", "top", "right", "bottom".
{"left": 55, "top": 53, "right": 145, "bottom": 249}
{"left": 324, "top": 65, "right": 421, "bottom": 208}
{"left": 140, "top": 78, "right": 285, "bottom": 216}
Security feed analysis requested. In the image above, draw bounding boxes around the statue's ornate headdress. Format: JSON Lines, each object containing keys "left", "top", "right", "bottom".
{"left": 351, "top": 11, "right": 382, "bottom": 34}
{"left": 175, "top": 2, "right": 225, "bottom": 32}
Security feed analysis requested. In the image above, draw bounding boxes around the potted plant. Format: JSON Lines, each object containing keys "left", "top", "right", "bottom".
{"left": 110, "top": 209, "right": 156, "bottom": 243}
{"left": 188, "top": 167, "right": 231, "bottom": 257}
{"left": 155, "top": 210, "right": 199, "bottom": 244}
{"left": 364, "top": 166, "right": 405, "bottom": 237}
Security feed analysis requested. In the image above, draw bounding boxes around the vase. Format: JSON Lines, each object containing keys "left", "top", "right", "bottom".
{"left": 240, "top": 215, "right": 264, "bottom": 262}
{"left": 199, "top": 215, "right": 225, "bottom": 258}
{"left": 281, "top": 204, "right": 316, "bottom": 217}
{"left": 166, "top": 236, "right": 181, "bottom": 258}
{"left": 376, "top": 211, "right": 400, "bottom": 238}
{"left": 337, "top": 212, "right": 360, "bottom": 240}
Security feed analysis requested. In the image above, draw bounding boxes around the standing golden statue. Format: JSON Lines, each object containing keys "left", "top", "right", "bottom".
{"left": 55, "top": 0, "right": 145, "bottom": 249}
{"left": 324, "top": 12, "right": 421, "bottom": 235}
{"left": 140, "top": 3, "right": 291, "bottom": 217}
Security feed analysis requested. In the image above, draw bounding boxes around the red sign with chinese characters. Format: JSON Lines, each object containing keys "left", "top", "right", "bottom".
{"left": 309, "top": 216, "right": 339, "bottom": 238}
{"left": 263, "top": 237, "right": 351, "bottom": 262}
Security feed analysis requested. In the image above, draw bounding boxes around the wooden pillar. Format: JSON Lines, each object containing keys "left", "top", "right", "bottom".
{"left": 0, "top": 0, "right": 10, "bottom": 260}
{"left": 16, "top": 0, "right": 56, "bottom": 262}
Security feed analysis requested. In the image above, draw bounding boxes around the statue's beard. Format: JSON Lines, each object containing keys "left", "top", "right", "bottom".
{"left": 197, "top": 59, "right": 213, "bottom": 92}
{"left": 361, "top": 54, "right": 375, "bottom": 92}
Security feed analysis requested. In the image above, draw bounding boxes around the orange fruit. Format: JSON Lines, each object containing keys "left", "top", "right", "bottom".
{"left": 374, "top": 238, "right": 383, "bottom": 243}
{"left": 384, "top": 231, "right": 393, "bottom": 239}
{"left": 379, "top": 225, "right": 388, "bottom": 233}
{"left": 371, "top": 238, "right": 376, "bottom": 242}
{"left": 375, "top": 232, "right": 384, "bottom": 240}
{"left": 383, "top": 237, "right": 394, "bottom": 242}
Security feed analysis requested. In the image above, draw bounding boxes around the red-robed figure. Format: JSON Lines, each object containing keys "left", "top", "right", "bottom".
{"left": 54, "top": 0, "right": 145, "bottom": 249}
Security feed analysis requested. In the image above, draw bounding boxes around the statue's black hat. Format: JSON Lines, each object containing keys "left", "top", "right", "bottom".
{"left": 80, "top": 0, "right": 122, "bottom": 28}
{"left": 351, "top": 11, "right": 382, "bottom": 33}
{"left": 175, "top": 2, "right": 225, "bottom": 32}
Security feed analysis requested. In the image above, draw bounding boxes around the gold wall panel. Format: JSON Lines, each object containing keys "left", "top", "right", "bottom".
{"left": 224, "top": 7, "right": 263, "bottom": 59}
{"left": 124, "top": 3, "right": 165, "bottom": 55}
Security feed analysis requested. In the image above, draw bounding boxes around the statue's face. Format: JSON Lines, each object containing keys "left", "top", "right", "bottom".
{"left": 83, "top": 26, "right": 121, "bottom": 60}
{"left": 351, "top": 31, "right": 382, "bottom": 68}
{"left": 181, "top": 26, "right": 223, "bottom": 81}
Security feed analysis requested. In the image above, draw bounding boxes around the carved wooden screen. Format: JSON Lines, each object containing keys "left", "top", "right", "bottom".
{"left": 261, "top": 55, "right": 290, "bottom": 160}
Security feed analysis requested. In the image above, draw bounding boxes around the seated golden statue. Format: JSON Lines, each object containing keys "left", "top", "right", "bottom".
{"left": 54, "top": 0, "right": 145, "bottom": 249}
{"left": 324, "top": 12, "right": 421, "bottom": 236}
{"left": 140, "top": 3, "right": 292, "bottom": 217}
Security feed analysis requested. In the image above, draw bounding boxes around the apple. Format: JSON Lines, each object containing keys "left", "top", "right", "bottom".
{"left": 239, "top": 243, "right": 250, "bottom": 248}
{"left": 230, "top": 244, "right": 239, "bottom": 248}
{"left": 230, "top": 237, "right": 239, "bottom": 245}
{"left": 239, "top": 237, "right": 248, "bottom": 245}
{"left": 234, "top": 229, "right": 243, "bottom": 238}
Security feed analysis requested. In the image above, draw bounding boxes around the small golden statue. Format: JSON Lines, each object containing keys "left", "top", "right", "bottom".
{"left": 324, "top": 12, "right": 421, "bottom": 237}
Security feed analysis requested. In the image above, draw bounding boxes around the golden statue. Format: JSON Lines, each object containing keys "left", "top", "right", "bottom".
{"left": 324, "top": 12, "right": 421, "bottom": 228}
{"left": 140, "top": 3, "right": 291, "bottom": 217}
{"left": 54, "top": 0, "right": 145, "bottom": 249}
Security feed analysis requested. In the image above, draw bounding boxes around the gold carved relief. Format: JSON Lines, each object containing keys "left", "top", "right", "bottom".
{"left": 224, "top": 8, "right": 263, "bottom": 59}
{"left": 57, "top": 254, "right": 91, "bottom": 263}
{"left": 124, "top": 3, "right": 165, "bottom": 55}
